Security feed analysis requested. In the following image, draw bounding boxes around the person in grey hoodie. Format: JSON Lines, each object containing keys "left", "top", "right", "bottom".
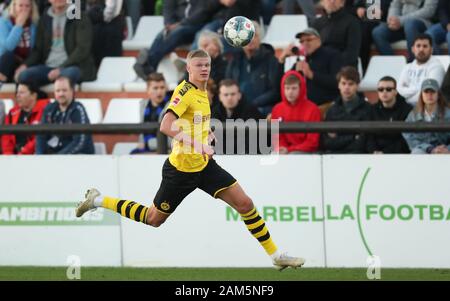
{"left": 403, "top": 78, "right": 450, "bottom": 154}
{"left": 372, "top": 0, "right": 438, "bottom": 60}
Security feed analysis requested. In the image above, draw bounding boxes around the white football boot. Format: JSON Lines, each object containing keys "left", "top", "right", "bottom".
{"left": 75, "top": 188, "right": 101, "bottom": 218}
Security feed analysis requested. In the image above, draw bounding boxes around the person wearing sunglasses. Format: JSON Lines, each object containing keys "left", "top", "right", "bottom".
{"left": 366, "top": 76, "right": 413, "bottom": 154}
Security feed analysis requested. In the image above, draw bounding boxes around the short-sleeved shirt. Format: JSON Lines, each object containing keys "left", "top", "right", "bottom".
{"left": 166, "top": 80, "right": 211, "bottom": 172}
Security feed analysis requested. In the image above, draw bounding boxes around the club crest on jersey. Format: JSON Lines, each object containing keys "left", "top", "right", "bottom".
{"left": 161, "top": 201, "right": 170, "bottom": 211}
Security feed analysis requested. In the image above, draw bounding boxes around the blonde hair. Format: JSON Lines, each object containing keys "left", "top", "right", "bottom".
{"left": 8, "top": 0, "right": 39, "bottom": 24}
{"left": 198, "top": 30, "right": 224, "bottom": 54}
{"left": 186, "top": 49, "right": 211, "bottom": 63}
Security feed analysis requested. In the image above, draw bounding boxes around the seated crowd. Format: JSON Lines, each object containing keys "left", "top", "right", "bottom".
{"left": 0, "top": 0, "right": 449, "bottom": 155}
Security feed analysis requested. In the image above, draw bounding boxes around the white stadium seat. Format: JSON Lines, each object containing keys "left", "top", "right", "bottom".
{"left": 112, "top": 142, "right": 139, "bottom": 155}
{"left": 76, "top": 98, "right": 103, "bottom": 124}
{"left": 0, "top": 83, "right": 16, "bottom": 93}
{"left": 123, "top": 79, "right": 147, "bottom": 93}
{"left": 262, "top": 15, "right": 308, "bottom": 49}
{"left": 81, "top": 57, "right": 137, "bottom": 92}
{"left": 94, "top": 142, "right": 107, "bottom": 155}
{"left": 102, "top": 98, "right": 145, "bottom": 124}
{"left": 156, "top": 56, "right": 184, "bottom": 91}
{"left": 359, "top": 55, "right": 407, "bottom": 91}
{"left": 122, "top": 16, "right": 164, "bottom": 51}
{"left": 2, "top": 98, "right": 14, "bottom": 114}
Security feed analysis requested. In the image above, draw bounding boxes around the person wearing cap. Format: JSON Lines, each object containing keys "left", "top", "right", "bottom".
{"left": 397, "top": 34, "right": 445, "bottom": 106}
{"left": 366, "top": 76, "right": 412, "bottom": 154}
{"left": 310, "top": 0, "right": 361, "bottom": 68}
{"left": 403, "top": 78, "right": 450, "bottom": 154}
{"left": 279, "top": 27, "right": 342, "bottom": 119}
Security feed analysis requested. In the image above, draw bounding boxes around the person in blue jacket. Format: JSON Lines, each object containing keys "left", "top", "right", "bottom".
{"left": 36, "top": 76, "right": 94, "bottom": 155}
{"left": 0, "top": 0, "right": 37, "bottom": 83}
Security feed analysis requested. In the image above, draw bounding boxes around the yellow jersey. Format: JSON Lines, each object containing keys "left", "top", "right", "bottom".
{"left": 166, "top": 80, "right": 211, "bottom": 172}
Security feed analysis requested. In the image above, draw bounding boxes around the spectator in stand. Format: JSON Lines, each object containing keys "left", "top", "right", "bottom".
{"left": 15, "top": 0, "right": 96, "bottom": 87}
{"left": 397, "top": 34, "right": 445, "bottom": 105}
{"left": 133, "top": 0, "right": 210, "bottom": 81}
{"left": 191, "top": 0, "right": 261, "bottom": 52}
{"left": 372, "top": 0, "right": 438, "bottom": 60}
{"left": 226, "top": 21, "right": 282, "bottom": 116}
{"left": 425, "top": 0, "right": 450, "bottom": 55}
{"left": 1, "top": 83, "right": 49, "bottom": 154}
{"left": 311, "top": 0, "right": 361, "bottom": 68}
{"left": 0, "top": 0, "right": 38, "bottom": 83}
{"left": 320, "top": 66, "right": 371, "bottom": 153}
{"left": 86, "top": 0, "right": 124, "bottom": 67}
{"left": 212, "top": 79, "right": 263, "bottom": 121}
{"left": 36, "top": 76, "right": 94, "bottom": 154}
{"left": 347, "top": 0, "right": 392, "bottom": 73}
{"left": 279, "top": 27, "right": 342, "bottom": 119}
{"left": 180, "top": 31, "right": 227, "bottom": 86}
{"left": 271, "top": 70, "right": 321, "bottom": 154}
{"left": 403, "top": 78, "right": 450, "bottom": 154}
{"left": 366, "top": 76, "right": 412, "bottom": 154}
{"left": 211, "top": 79, "right": 264, "bottom": 154}
{"left": 130, "top": 72, "right": 169, "bottom": 154}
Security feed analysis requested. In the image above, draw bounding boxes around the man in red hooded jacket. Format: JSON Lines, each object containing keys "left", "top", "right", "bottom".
{"left": 271, "top": 70, "right": 321, "bottom": 154}
{"left": 1, "top": 83, "right": 49, "bottom": 154}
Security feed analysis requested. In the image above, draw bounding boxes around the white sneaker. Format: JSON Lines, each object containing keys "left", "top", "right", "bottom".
{"left": 75, "top": 188, "right": 100, "bottom": 218}
{"left": 273, "top": 253, "right": 305, "bottom": 271}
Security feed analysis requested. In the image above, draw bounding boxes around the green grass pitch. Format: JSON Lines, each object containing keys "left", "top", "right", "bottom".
{"left": 0, "top": 267, "right": 449, "bottom": 281}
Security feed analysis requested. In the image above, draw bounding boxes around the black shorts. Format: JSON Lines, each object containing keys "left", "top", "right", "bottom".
{"left": 153, "top": 158, "right": 237, "bottom": 214}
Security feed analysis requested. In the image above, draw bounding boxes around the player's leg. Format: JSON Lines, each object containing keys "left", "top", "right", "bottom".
{"left": 76, "top": 159, "right": 197, "bottom": 227}
{"left": 199, "top": 159, "right": 304, "bottom": 269}
{"left": 75, "top": 188, "right": 169, "bottom": 227}
{"left": 216, "top": 183, "right": 305, "bottom": 270}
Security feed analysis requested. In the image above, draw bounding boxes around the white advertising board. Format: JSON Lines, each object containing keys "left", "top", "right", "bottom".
{"left": 0, "top": 156, "right": 122, "bottom": 267}
{"left": 322, "top": 155, "right": 450, "bottom": 268}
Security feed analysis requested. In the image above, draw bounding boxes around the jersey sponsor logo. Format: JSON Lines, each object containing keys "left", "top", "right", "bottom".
{"left": 161, "top": 201, "right": 170, "bottom": 211}
{"left": 172, "top": 97, "right": 181, "bottom": 106}
{"left": 179, "top": 83, "right": 193, "bottom": 96}
{"left": 193, "top": 114, "right": 211, "bottom": 124}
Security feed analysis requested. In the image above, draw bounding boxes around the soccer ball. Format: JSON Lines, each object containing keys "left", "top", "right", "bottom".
{"left": 223, "top": 16, "right": 255, "bottom": 48}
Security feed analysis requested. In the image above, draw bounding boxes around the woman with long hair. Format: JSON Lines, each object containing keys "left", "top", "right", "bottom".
{"left": 403, "top": 78, "right": 450, "bottom": 154}
{"left": 0, "top": 0, "right": 38, "bottom": 83}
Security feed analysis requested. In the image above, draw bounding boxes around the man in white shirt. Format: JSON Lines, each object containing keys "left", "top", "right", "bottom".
{"left": 398, "top": 33, "right": 445, "bottom": 105}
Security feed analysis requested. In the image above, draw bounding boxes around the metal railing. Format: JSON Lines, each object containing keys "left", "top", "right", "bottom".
{"left": 0, "top": 121, "right": 449, "bottom": 154}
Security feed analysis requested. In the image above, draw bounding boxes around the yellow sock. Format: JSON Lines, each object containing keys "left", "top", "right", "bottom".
{"left": 240, "top": 208, "right": 278, "bottom": 256}
{"left": 102, "top": 196, "right": 149, "bottom": 224}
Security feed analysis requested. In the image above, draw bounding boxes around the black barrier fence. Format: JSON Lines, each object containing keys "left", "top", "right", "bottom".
{"left": 0, "top": 121, "right": 449, "bottom": 154}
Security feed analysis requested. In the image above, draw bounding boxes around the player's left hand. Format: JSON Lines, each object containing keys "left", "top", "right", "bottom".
{"left": 202, "top": 144, "right": 215, "bottom": 158}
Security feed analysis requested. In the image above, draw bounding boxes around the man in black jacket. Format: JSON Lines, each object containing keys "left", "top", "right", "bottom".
{"left": 16, "top": 0, "right": 96, "bottom": 87}
{"left": 279, "top": 27, "right": 342, "bottom": 117}
{"left": 320, "top": 66, "right": 371, "bottom": 153}
{"left": 311, "top": 0, "right": 361, "bottom": 68}
{"left": 211, "top": 79, "right": 266, "bottom": 154}
{"left": 366, "top": 76, "right": 412, "bottom": 153}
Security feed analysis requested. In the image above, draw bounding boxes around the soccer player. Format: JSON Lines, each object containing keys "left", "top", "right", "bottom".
{"left": 75, "top": 49, "right": 305, "bottom": 270}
